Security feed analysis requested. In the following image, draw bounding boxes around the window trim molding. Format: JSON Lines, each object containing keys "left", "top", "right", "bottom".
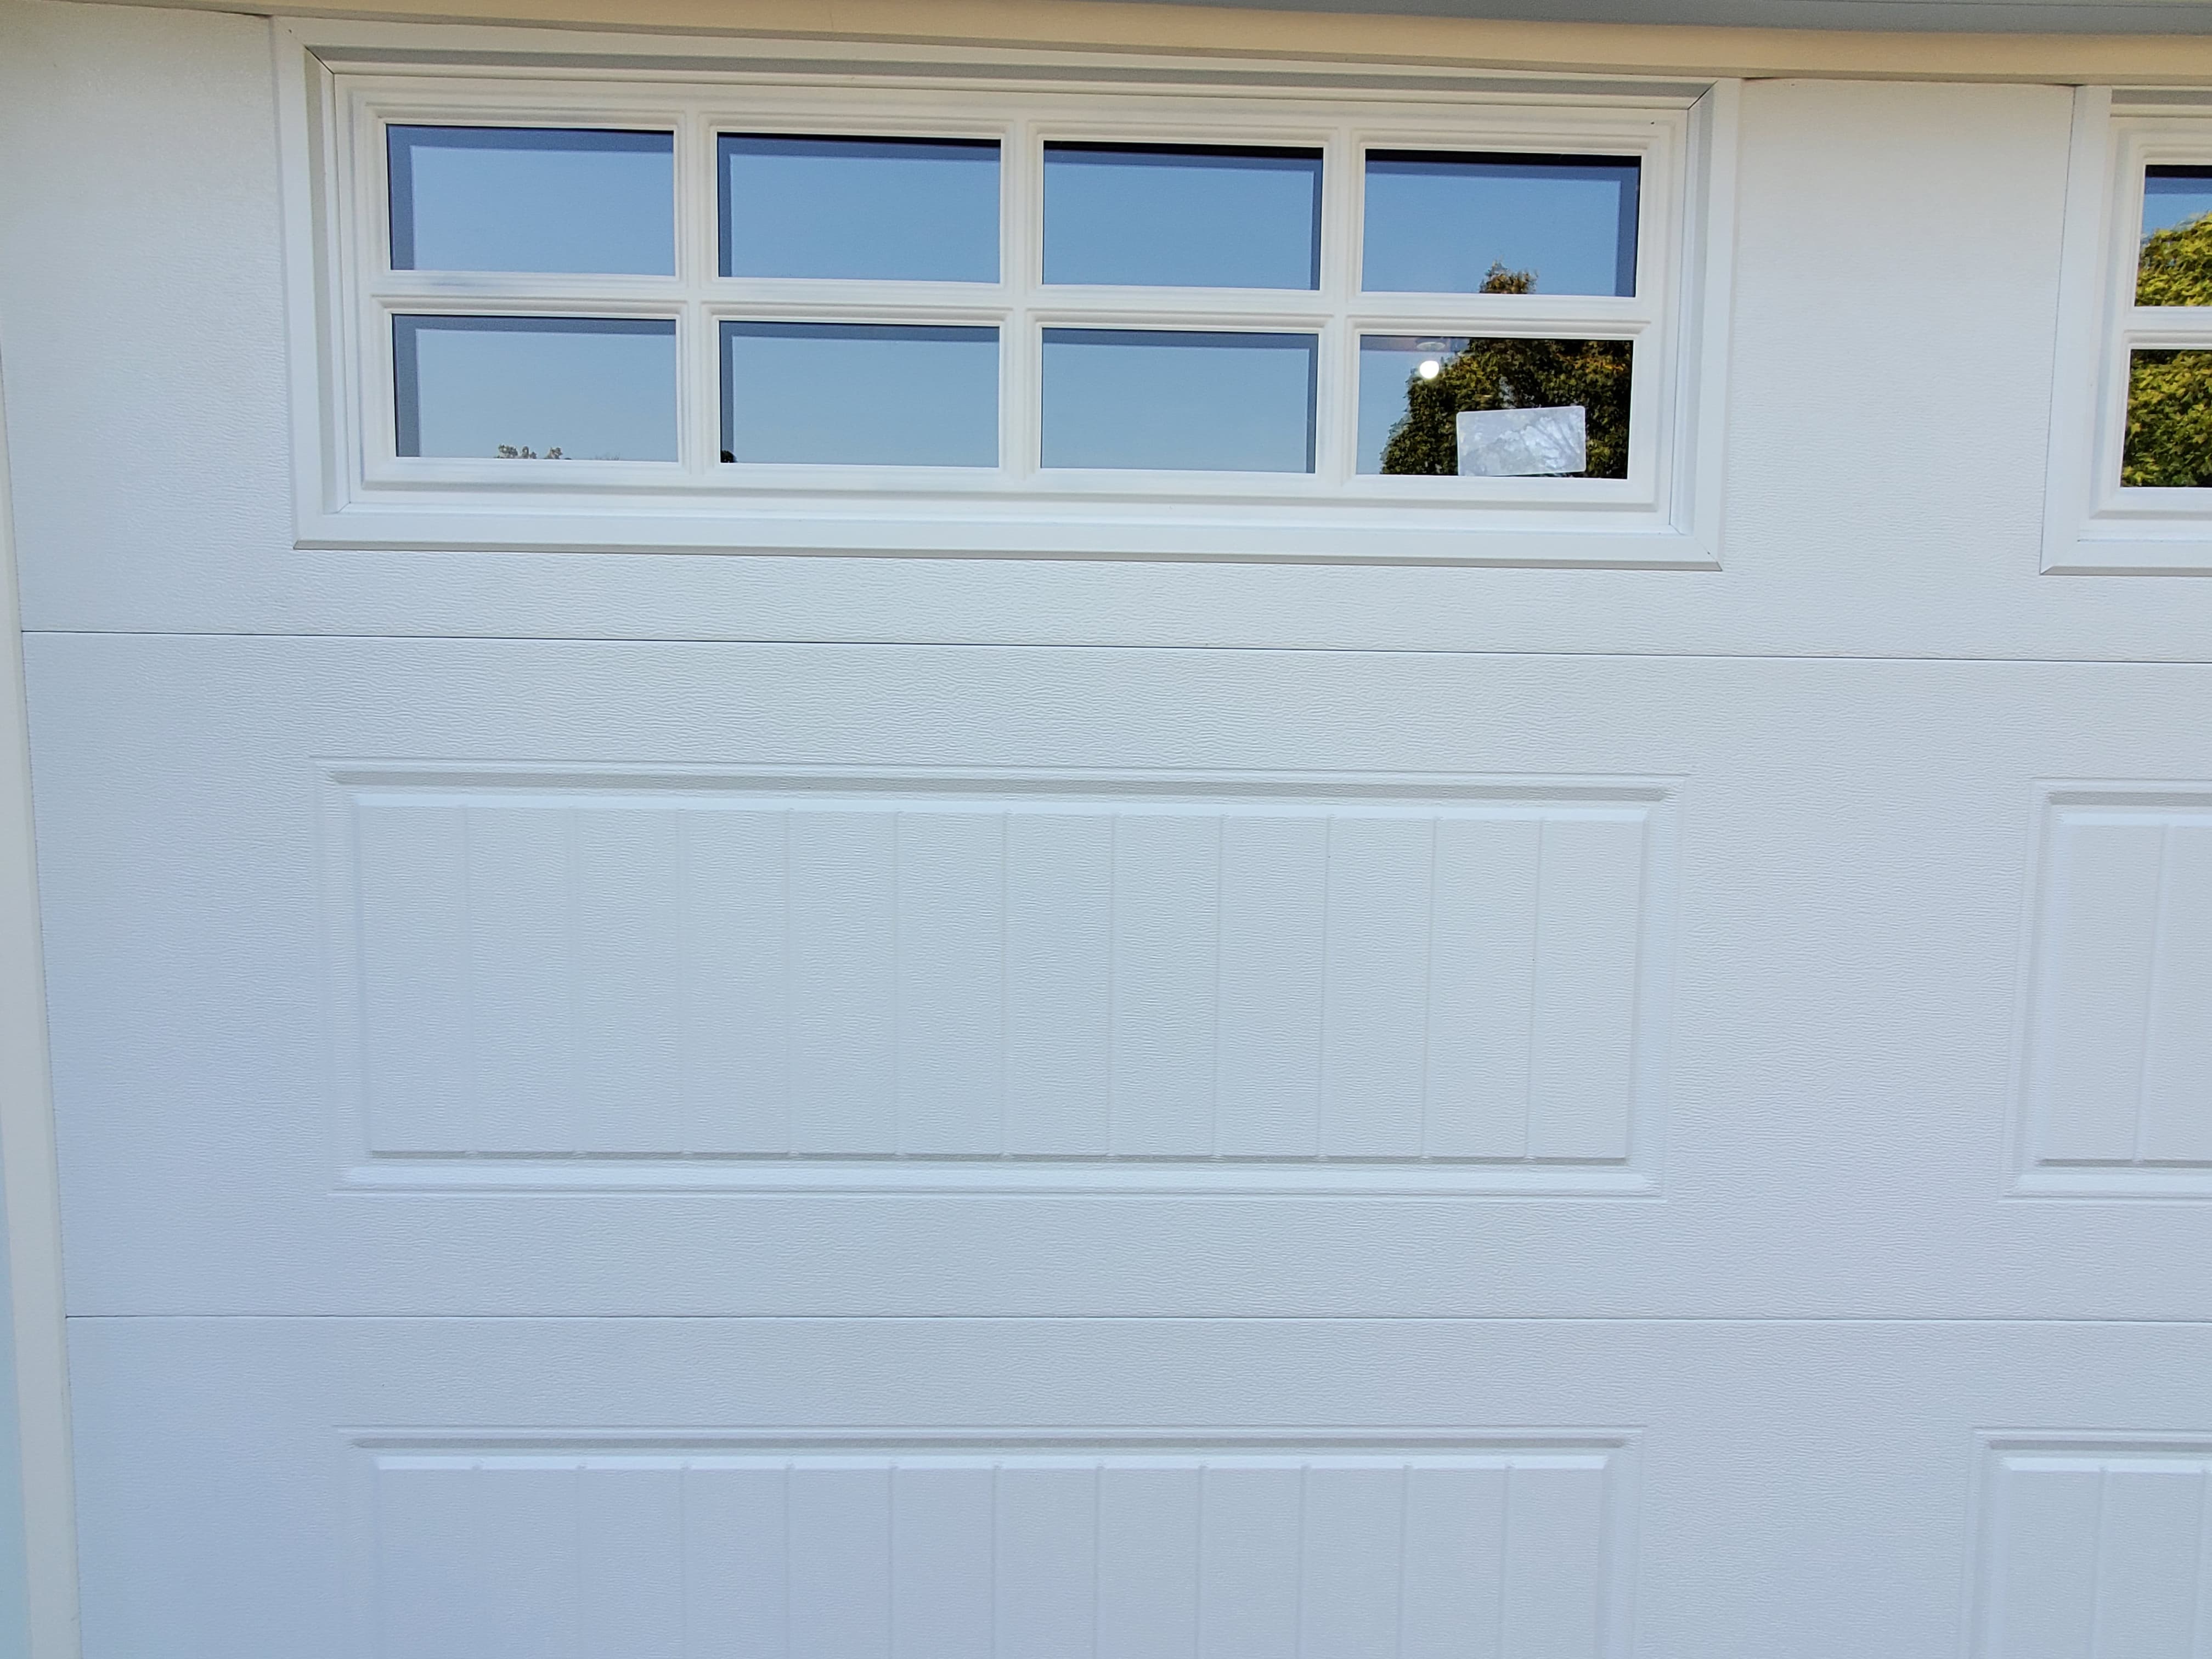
{"left": 275, "top": 18, "right": 1739, "bottom": 566}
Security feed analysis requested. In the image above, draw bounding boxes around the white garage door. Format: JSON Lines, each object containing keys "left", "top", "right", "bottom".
{"left": 7, "top": 6, "right": 2212, "bottom": 1658}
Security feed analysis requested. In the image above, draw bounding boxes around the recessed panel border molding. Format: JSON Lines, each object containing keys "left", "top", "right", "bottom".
{"left": 1970, "top": 1432, "right": 2212, "bottom": 1658}
{"left": 2011, "top": 782, "right": 2212, "bottom": 1198}
{"left": 345, "top": 1427, "right": 1642, "bottom": 1659}
{"left": 322, "top": 763, "right": 1678, "bottom": 1197}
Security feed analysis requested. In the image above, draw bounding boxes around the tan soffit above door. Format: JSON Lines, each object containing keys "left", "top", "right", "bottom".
{"left": 60, "top": 0, "right": 2212, "bottom": 86}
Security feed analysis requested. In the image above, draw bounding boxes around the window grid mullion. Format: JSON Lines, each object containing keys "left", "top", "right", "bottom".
{"left": 1313, "top": 123, "right": 1358, "bottom": 484}
{"left": 1005, "top": 116, "right": 1040, "bottom": 480}
{"left": 681, "top": 106, "right": 714, "bottom": 478}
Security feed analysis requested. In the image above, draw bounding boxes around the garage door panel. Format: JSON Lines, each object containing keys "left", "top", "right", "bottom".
{"left": 16, "top": 18, "right": 2212, "bottom": 674}
{"left": 29, "top": 634, "right": 2212, "bottom": 1318}
{"left": 65, "top": 1317, "right": 2212, "bottom": 1659}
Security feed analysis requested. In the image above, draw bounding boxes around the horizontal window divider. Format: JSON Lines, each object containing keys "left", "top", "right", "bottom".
{"left": 2120, "top": 327, "right": 2212, "bottom": 351}
{"left": 1347, "top": 296, "right": 1651, "bottom": 321}
{"left": 1024, "top": 312, "right": 1335, "bottom": 332}
{"left": 373, "top": 273, "right": 689, "bottom": 298}
{"left": 702, "top": 281, "right": 1016, "bottom": 305}
{"left": 1025, "top": 287, "right": 1339, "bottom": 314}
{"left": 373, "top": 296, "right": 688, "bottom": 321}
{"left": 705, "top": 304, "right": 1015, "bottom": 326}
{"left": 1345, "top": 313, "right": 1652, "bottom": 338}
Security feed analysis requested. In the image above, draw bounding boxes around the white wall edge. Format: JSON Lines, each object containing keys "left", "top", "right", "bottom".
{"left": 0, "top": 358, "right": 82, "bottom": 1659}
{"left": 2039, "top": 84, "right": 2114, "bottom": 575}
{"left": 1680, "top": 77, "right": 1740, "bottom": 567}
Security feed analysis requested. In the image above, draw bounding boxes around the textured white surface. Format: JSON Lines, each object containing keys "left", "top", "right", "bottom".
{"left": 7, "top": 5, "right": 2212, "bottom": 1658}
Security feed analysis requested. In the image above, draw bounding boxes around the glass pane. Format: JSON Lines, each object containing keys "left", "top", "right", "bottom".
{"left": 2138, "top": 167, "right": 2212, "bottom": 306}
{"left": 719, "top": 136, "right": 1000, "bottom": 281}
{"left": 1362, "top": 151, "right": 1638, "bottom": 297}
{"left": 388, "top": 127, "right": 673, "bottom": 274}
{"left": 720, "top": 323, "right": 998, "bottom": 466}
{"left": 1358, "top": 333, "right": 1631, "bottom": 478}
{"left": 2123, "top": 349, "right": 2212, "bottom": 486}
{"left": 1043, "top": 144, "right": 1322, "bottom": 289}
{"left": 1041, "top": 329, "right": 1316, "bottom": 472}
{"left": 393, "top": 317, "right": 678, "bottom": 461}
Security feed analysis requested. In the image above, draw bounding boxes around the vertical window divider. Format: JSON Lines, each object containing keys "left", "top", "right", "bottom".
{"left": 1003, "top": 117, "right": 1041, "bottom": 483}
{"left": 681, "top": 106, "right": 716, "bottom": 481}
{"left": 1316, "top": 126, "right": 1361, "bottom": 486}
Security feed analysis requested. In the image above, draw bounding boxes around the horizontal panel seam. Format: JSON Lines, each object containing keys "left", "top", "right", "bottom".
{"left": 21, "top": 629, "right": 2212, "bottom": 668}
{"left": 55, "top": 1313, "right": 2212, "bottom": 1326}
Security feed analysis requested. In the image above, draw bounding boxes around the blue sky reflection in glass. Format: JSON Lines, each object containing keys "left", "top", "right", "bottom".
{"left": 388, "top": 127, "right": 674, "bottom": 274}
{"left": 1363, "top": 151, "right": 1639, "bottom": 297}
{"left": 1357, "top": 335, "right": 1474, "bottom": 473}
{"left": 721, "top": 323, "right": 999, "bottom": 466}
{"left": 1042, "top": 329, "right": 1317, "bottom": 471}
{"left": 2144, "top": 167, "right": 2212, "bottom": 241}
{"left": 1044, "top": 144, "right": 1322, "bottom": 289}
{"left": 394, "top": 317, "right": 678, "bottom": 460}
{"left": 720, "top": 136, "right": 1001, "bottom": 281}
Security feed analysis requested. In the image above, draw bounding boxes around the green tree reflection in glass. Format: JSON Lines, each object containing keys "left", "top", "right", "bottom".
{"left": 1379, "top": 264, "right": 1632, "bottom": 478}
{"left": 2126, "top": 211, "right": 2212, "bottom": 488}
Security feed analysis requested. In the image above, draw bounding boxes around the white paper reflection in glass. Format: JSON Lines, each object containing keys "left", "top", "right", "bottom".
{"left": 1362, "top": 151, "right": 1638, "bottom": 297}
{"left": 387, "top": 127, "right": 674, "bottom": 275}
{"left": 1043, "top": 145, "right": 1322, "bottom": 289}
{"left": 393, "top": 317, "right": 678, "bottom": 461}
{"left": 719, "top": 136, "right": 1000, "bottom": 281}
{"left": 1041, "top": 329, "right": 1316, "bottom": 472}
{"left": 721, "top": 322, "right": 998, "bottom": 466}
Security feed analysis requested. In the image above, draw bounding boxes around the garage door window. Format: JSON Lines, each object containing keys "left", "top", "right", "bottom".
{"left": 291, "top": 43, "right": 1736, "bottom": 558}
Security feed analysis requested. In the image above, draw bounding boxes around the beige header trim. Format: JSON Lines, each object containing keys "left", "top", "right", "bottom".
{"left": 67, "top": 0, "right": 2212, "bottom": 82}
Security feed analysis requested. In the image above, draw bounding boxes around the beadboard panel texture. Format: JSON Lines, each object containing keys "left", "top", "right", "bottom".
{"left": 329, "top": 767, "right": 1674, "bottom": 1194}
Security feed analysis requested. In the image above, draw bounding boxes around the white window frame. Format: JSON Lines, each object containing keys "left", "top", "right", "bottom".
{"left": 2046, "top": 84, "right": 2212, "bottom": 574}
{"left": 278, "top": 20, "right": 1737, "bottom": 565}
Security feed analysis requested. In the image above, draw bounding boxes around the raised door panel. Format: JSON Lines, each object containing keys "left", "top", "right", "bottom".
{"left": 331, "top": 766, "right": 1671, "bottom": 1194}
